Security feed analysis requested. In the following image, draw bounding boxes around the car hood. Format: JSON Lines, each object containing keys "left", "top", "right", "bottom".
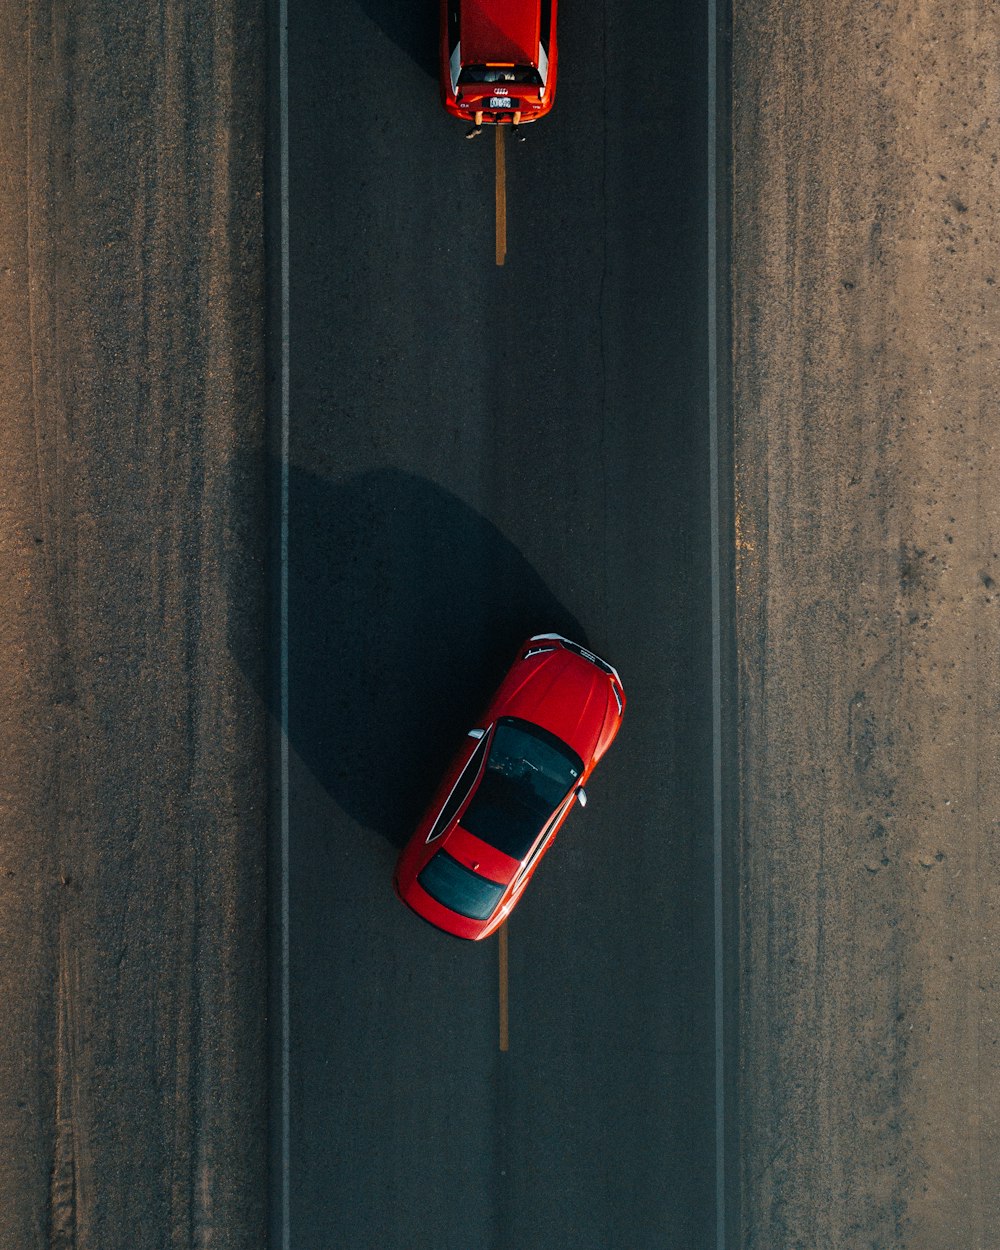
{"left": 461, "top": 0, "right": 539, "bottom": 65}
{"left": 495, "top": 648, "right": 615, "bottom": 764}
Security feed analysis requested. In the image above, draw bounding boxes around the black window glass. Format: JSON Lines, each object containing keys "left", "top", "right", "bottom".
{"left": 427, "top": 734, "right": 490, "bottom": 843}
{"left": 461, "top": 717, "right": 582, "bottom": 861}
{"left": 458, "top": 65, "right": 543, "bottom": 86}
{"left": 418, "top": 851, "right": 506, "bottom": 921}
{"left": 539, "top": 0, "right": 552, "bottom": 53}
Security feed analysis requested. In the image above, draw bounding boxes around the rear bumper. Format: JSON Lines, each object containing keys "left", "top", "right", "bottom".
{"left": 441, "top": 95, "right": 552, "bottom": 125}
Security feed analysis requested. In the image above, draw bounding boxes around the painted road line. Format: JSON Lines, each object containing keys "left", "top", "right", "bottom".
{"left": 708, "top": 0, "right": 726, "bottom": 1244}
{"left": 495, "top": 126, "right": 506, "bottom": 267}
{"left": 498, "top": 922, "right": 509, "bottom": 1051}
{"left": 278, "top": 0, "right": 291, "bottom": 1242}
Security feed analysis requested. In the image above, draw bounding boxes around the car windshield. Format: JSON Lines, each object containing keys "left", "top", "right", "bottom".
{"left": 461, "top": 717, "right": 582, "bottom": 861}
{"left": 458, "top": 64, "right": 542, "bottom": 86}
{"left": 418, "top": 851, "right": 506, "bottom": 921}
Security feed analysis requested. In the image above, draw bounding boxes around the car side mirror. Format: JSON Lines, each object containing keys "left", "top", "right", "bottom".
{"left": 575, "top": 786, "right": 587, "bottom": 807}
{"left": 467, "top": 728, "right": 486, "bottom": 740}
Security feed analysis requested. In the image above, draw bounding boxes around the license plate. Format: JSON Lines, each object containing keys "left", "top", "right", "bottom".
{"left": 489, "top": 97, "right": 512, "bottom": 108}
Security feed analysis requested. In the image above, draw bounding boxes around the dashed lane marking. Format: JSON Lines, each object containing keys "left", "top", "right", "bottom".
{"left": 495, "top": 127, "right": 507, "bottom": 266}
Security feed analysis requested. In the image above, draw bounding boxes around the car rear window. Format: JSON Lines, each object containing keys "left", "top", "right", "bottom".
{"left": 418, "top": 851, "right": 505, "bottom": 921}
{"left": 458, "top": 65, "right": 543, "bottom": 86}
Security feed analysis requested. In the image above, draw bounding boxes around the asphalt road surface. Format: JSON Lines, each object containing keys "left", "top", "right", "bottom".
{"left": 274, "top": 2, "right": 721, "bottom": 1247}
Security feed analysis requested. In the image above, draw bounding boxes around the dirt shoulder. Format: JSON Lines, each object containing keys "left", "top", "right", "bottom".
{"left": 732, "top": 1, "right": 1000, "bottom": 1246}
{"left": 0, "top": 2, "right": 266, "bottom": 1246}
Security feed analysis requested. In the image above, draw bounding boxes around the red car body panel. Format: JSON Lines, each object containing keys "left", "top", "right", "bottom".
{"left": 439, "top": 0, "right": 559, "bottom": 127}
{"left": 445, "top": 824, "right": 520, "bottom": 884}
{"left": 489, "top": 648, "right": 617, "bottom": 764}
{"left": 462, "top": 0, "right": 538, "bottom": 64}
{"left": 393, "top": 635, "right": 625, "bottom": 940}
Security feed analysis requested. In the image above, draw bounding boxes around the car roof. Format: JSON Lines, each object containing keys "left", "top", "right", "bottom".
{"left": 461, "top": 0, "right": 540, "bottom": 66}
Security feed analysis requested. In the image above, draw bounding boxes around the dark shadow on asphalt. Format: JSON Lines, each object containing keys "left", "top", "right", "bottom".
{"left": 355, "top": 0, "right": 437, "bottom": 78}
{"left": 263, "top": 466, "right": 583, "bottom": 849}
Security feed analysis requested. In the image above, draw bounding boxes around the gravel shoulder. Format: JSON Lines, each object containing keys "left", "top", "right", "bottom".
{"left": 0, "top": 3, "right": 266, "bottom": 1246}
{"left": 733, "top": 2, "right": 1000, "bottom": 1246}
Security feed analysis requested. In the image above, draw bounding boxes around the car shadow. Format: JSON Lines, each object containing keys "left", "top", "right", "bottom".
{"left": 355, "top": 0, "right": 438, "bottom": 79}
{"left": 267, "top": 466, "right": 584, "bottom": 849}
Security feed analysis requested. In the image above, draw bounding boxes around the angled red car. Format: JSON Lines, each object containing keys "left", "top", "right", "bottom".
{"left": 440, "top": 0, "right": 558, "bottom": 132}
{"left": 393, "top": 634, "right": 624, "bottom": 939}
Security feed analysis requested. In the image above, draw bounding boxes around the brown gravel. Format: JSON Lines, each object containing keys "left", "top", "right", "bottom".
{"left": 733, "top": 1, "right": 1000, "bottom": 1246}
{"left": 0, "top": 2, "right": 266, "bottom": 1247}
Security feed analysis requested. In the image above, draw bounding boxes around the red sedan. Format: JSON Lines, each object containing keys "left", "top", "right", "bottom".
{"left": 440, "top": 0, "right": 558, "bottom": 133}
{"left": 393, "top": 634, "right": 624, "bottom": 939}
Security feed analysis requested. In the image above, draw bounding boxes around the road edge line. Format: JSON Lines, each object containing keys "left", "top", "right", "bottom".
{"left": 278, "top": 0, "right": 291, "bottom": 1242}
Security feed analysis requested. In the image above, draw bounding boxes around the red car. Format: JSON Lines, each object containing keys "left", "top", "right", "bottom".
{"left": 440, "top": 0, "right": 558, "bottom": 132}
{"left": 393, "top": 634, "right": 624, "bottom": 939}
